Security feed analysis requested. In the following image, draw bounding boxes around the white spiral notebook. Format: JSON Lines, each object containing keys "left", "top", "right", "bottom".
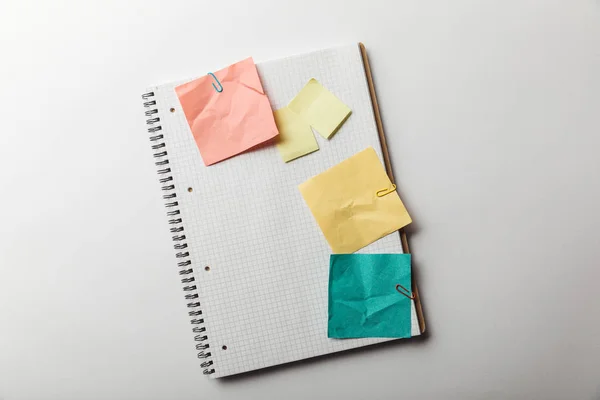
{"left": 140, "top": 43, "right": 425, "bottom": 378}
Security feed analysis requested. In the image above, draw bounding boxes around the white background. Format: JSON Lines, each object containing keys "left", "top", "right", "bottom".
{"left": 1, "top": 0, "right": 599, "bottom": 399}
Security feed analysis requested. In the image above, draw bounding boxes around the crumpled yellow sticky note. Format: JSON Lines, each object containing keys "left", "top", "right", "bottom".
{"left": 299, "top": 147, "right": 412, "bottom": 253}
{"left": 175, "top": 57, "right": 279, "bottom": 166}
{"left": 274, "top": 107, "right": 319, "bottom": 162}
{"left": 288, "top": 78, "right": 351, "bottom": 139}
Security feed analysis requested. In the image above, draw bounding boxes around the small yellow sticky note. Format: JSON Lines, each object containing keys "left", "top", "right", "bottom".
{"left": 299, "top": 147, "right": 412, "bottom": 253}
{"left": 288, "top": 78, "right": 351, "bottom": 139}
{"left": 274, "top": 107, "right": 319, "bottom": 162}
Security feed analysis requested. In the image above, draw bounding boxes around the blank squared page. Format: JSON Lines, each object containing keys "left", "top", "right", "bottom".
{"left": 148, "top": 44, "right": 420, "bottom": 378}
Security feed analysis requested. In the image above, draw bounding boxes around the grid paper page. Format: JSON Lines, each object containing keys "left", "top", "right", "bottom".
{"left": 148, "top": 44, "right": 420, "bottom": 378}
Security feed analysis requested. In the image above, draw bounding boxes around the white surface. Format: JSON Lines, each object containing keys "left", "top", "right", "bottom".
{"left": 149, "top": 44, "right": 419, "bottom": 378}
{"left": 1, "top": 0, "right": 599, "bottom": 398}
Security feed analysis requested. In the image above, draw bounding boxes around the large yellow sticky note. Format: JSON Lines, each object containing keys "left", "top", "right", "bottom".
{"left": 288, "top": 78, "right": 351, "bottom": 139}
{"left": 274, "top": 107, "right": 319, "bottom": 162}
{"left": 299, "top": 147, "right": 412, "bottom": 253}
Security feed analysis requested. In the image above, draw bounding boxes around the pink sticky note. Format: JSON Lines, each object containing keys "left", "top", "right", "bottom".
{"left": 175, "top": 58, "right": 279, "bottom": 166}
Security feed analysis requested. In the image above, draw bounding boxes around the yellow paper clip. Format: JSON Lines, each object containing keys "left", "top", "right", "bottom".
{"left": 376, "top": 184, "right": 397, "bottom": 197}
{"left": 396, "top": 284, "right": 415, "bottom": 300}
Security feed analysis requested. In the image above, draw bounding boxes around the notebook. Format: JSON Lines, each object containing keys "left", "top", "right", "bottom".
{"left": 140, "top": 43, "right": 425, "bottom": 378}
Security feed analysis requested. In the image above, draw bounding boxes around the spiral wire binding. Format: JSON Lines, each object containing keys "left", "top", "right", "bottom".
{"left": 142, "top": 91, "right": 214, "bottom": 375}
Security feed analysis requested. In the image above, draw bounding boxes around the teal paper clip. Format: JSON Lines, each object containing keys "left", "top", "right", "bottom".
{"left": 208, "top": 72, "right": 223, "bottom": 93}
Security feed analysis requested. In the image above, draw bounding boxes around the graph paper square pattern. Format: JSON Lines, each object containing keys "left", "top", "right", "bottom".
{"left": 145, "top": 44, "right": 421, "bottom": 378}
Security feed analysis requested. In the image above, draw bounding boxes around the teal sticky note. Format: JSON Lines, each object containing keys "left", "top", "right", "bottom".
{"left": 328, "top": 254, "right": 412, "bottom": 338}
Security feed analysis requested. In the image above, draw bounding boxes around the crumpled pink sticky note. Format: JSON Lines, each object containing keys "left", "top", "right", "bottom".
{"left": 175, "top": 58, "right": 279, "bottom": 166}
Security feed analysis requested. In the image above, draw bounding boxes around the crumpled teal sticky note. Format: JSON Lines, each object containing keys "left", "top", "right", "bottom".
{"left": 328, "top": 254, "right": 412, "bottom": 338}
